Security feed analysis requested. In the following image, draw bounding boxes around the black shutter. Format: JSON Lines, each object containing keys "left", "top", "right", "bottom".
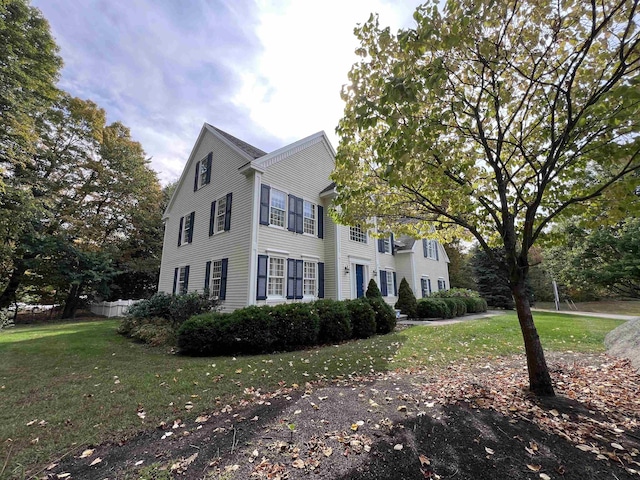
{"left": 318, "top": 262, "right": 324, "bottom": 298}
{"left": 428, "top": 278, "right": 432, "bottom": 295}
{"left": 391, "top": 233, "right": 395, "bottom": 255}
{"left": 224, "top": 192, "right": 232, "bottom": 231}
{"left": 434, "top": 241, "right": 439, "bottom": 261}
{"left": 295, "top": 259, "right": 303, "bottom": 299}
{"left": 257, "top": 255, "right": 268, "bottom": 300}
{"left": 188, "top": 211, "right": 195, "bottom": 243}
{"left": 204, "top": 261, "right": 211, "bottom": 291}
{"left": 183, "top": 265, "right": 190, "bottom": 294}
{"left": 173, "top": 267, "right": 179, "bottom": 294}
{"left": 178, "top": 216, "right": 184, "bottom": 246}
{"left": 194, "top": 162, "right": 199, "bottom": 191}
{"left": 205, "top": 153, "right": 212, "bottom": 184}
{"left": 259, "top": 184, "right": 270, "bottom": 225}
{"left": 317, "top": 205, "right": 324, "bottom": 239}
{"left": 380, "top": 270, "right": 388, "bottom": 296}
{"left": 209, "top": 201, "right": 216, "bottom": 236}
{"left": 423, "top": 239, "right": 428, "bottom": 257}
{"left": 286, "top": 258, "right": 296, "bottom": 299}
{"left": 287, "top": 195, "right": 296, "bottom": 232}
{"left": 378, "top": 238, "right": 385, "bottom": 253}
{"left": 393, "top": 272, "right": 398, "bottom": 296}
{"left": 295, "top": 197, "right": 304, "bottom": 234}
{"left": 220, "top": 258, "right": 228, "bottom": 300}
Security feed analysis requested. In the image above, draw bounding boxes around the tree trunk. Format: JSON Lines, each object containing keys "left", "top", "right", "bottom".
{"left": 61, "top": 283, "right": 82, "bottom": 319}
{"left": 512, "top": 280, "right": 555, "bottom": 396}
{"left": 0, "top": 258, "right": 29, "bottom": 309}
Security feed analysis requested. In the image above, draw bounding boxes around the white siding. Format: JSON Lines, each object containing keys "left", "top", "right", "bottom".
{"left": 412, "top": 240, "right": 450, "bottom": 297}
{"left": 158, "top": 130, "right": 254, "bottom": 312}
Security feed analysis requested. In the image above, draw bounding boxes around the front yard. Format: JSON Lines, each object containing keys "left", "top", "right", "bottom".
{"left": 0, "top": 312, "right": 631, "bottom": 478}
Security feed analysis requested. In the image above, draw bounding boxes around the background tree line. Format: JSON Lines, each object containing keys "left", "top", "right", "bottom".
{"left": 1, "top": 0, "right": 168, "bottom": 318}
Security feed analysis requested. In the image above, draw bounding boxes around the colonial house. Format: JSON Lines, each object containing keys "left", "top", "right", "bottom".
{"left": 158, "top": 124, "right": 450, "bottom": 312}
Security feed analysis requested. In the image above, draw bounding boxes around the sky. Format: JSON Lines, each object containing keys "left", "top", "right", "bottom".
{"left": 32, "top": 0, "right": 420, "bottom": 185}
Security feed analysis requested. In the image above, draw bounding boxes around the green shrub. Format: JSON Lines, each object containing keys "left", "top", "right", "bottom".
{"left": 365, "top": 279, "right": 383, "bottom": 298}
{"left": 394, "top": 277, "right": 418, "bottom": 318}
{"left": 417, "top": 298, "right": 450, "bottom": 319}
{"left": 228, "top": 305, "right": 275, "bottom": 354}
{"left": 367, "top": 297, "right": 397, "bottom": 334}
{"left": 315, "top": 299, "right": 352, "bottom": 344}
{"left": 0, "top": 308, "right": 13, "bottom": 331}
{"left": 130, "top": 317, "right": 176, "bottom": 347}
{"left": 440, "top": 298, "right": 465, "bottom": 317}
{"left": 346, "top": 299, "right": 376, "bottom": 339}
{"left": 269, "top": 303, "right": 320, "bottom": 351}
{"left": 126, "top": 292, "right": 219, "bottom": 329}
{"left": 177, "top": 312, "right": 234, "bottom": 356}
{"left": 430, "top": 288, "right": 480, "bottom": 299}
{"left": 127, "top": 293, "right": 173, "bottom": 320}
{"left": 461, "top": 296, "right": 488, "bottom": 313}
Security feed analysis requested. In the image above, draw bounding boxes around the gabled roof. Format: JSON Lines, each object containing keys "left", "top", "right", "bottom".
{"left": 207, "top": 124, "right": 267, "bottom": 159}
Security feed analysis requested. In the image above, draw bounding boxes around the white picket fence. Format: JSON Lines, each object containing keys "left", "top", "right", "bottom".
{"left": 90, "top": 299, "right": 140, "bottom": 318}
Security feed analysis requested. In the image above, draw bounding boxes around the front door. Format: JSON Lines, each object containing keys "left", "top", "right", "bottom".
{"left": 355, "top": 264, "right": 365, "bottom": 298}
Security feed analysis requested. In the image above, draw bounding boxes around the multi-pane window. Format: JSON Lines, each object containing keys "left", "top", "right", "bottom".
{"left": 303, "top": 201, "right": 315, "bottom": 235}
{"left": 270, "top": 189, "right": 286, "bottom": 227}
{"left": 178, "top": 266, "right": 188, "bottom": 294}
{"left": 303, "top": 261, "right": 316, "bottom": 297}
{"left": 437, "top": 278, "right": 446, "bottom": 291}
{"left": 183, "top": 214, "right": 192, "bottom": 244}
{"left": 210, "top": 260, "right": 223, "bottom": 298}
{"left": 350, "top": 225, "right": 367, "bottom": 243}
{"left": 268, "top": 257, "right": 285, "bottom": 297}
{"left": 382, "top": 237, "right": 391, "bottom": 254}
{"left": 199, "top": 158, "right": 208, "bottom": 187}
{"left": 421, "top": 278, "right": 431, "bottom": 298}
{"left": 423, "top": 239, "right": 438, "bottom": 259}
{"left": 386, "top": 270, "right": 394, "bottom": 296}
{"left": 216, "top": 196, "right": 226, "bottom": 233}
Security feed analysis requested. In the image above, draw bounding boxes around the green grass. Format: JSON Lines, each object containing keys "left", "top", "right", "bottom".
{"left": 0, "top": 312, "right": 625, "bottom": 478}
{"left": 534, "top": 299, "right": 640, "bottom": 316}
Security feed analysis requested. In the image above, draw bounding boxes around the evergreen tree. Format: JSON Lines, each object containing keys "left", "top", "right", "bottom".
{"left": 395, "top": 277, "right": 417, "bottom": 318}
{"left": 471, "top": 247, "right": 514, "bottom": 309}
{"left": 365, "top": 278, "right": 382, "bottom": 298}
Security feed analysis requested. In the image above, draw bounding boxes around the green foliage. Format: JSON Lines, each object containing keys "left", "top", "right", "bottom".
{"left": 430, "top": 288, "right": 480, "bottom": 299}
{"left": 471, "top": 247, "right": 515, "bottom": 309}
{"left": 269, "top": 303, "right": 320, "bottom": 351}
{"left": 177, "top": 312, "right": 234, "bottom": 356}
{"left": 125, "top": 292, "right": 218, "bottom": 330}
{"left": 416, "top": 298, "right": 450, "bottom": 319}
{"left": 365, "top": 278, "right": 382, "bottom": 298}
{"left": 444, "top": 241, "right": 477, "bottom": 290}
{"left": 315, "top": 299, "right": 352, "bottom": 344}
{"left": 127, "top": 293, "right": 173, "bottom": 320}
{"left": 345, "top": 298, "right": 377, "bottom": 339}
{"left": 367, "top": 297, "right": 397, "bottom": 334}
{"left": 0, "top": 308, "right": 13, "bottom": 331}
{"left": 394, "top": 277, "right": 418, "bottom": 318}
{"left": 127, "top": 317, "right": 175, "bottom": 347}
{"left": 442, "top": 297, "right": 467, "bottom": 317}
{"left": 460, "top": 297, "right": 488, "bottom": 314}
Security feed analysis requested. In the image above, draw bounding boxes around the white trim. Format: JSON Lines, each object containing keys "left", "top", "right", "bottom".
{"left": 248, "top": 171, "right": 262, "bottom": 305}
{"left": 335, "top": 219, "right": 342, "bottom": 300}
{"left": 301, "top": 253, "right": 320, "bottom": 260}
{"left": 266, "top": 248, "right": 290, "bottom": 255}
{"left": 255, "top": 131, "right": 335, "bottom": 169}
{"left": 347, "top": 255, "right": 372, "bottom": 265}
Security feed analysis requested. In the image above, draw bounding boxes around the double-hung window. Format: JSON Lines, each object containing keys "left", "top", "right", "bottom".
{"left": 382, "top": 237, "right": 391, "bottom": 254}
{"left": 385, "top": 271, "right": 394, "bottom": 297}
{"left": 210, "top": 260, "right": 223, "bottom": 298}
{"left": 270, "top": 189, "right": 286, "bottom": 227}
{"left": 173, "top": 265, "right": 190, "bottom": 295}
{"left": 437, "top": 278, "right": 446, "bottom": 291}
{"left": 350, "top": 225, "right": 367, "bottom": 243}
{"left": 303, "top": 201, "right": 315, "bottom": 235}
{"left": 194, "top": 153, "right": 212, "bottom": 191}
{"left": 268, "top": 257, "right": 285, "bottom": 297}
{"left": 423, "top": 239, "right": 439, "bottom": 260}
{"left": 216, "top": 196, "right": 227, "bottom": 232}
{"left": 421, "top": 278, "right": 431, "bottom": 298}
{"left": 303, "top": 261, "right": 316, "bottom": 297}
{"left": 178, "top": 212, "right": 195, "bottom": 246}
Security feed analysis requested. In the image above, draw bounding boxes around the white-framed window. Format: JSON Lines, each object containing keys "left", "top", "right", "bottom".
{"left": 303, "top": 201, "right": 315, "bottom": 235}
{"left": 382, "top": 237, "right": 391, "bottom": 254}
{"left": 303, "top": 261, "right": 317, "bottom": 297}
{"left": 182, "top": 214, "right": 192, "bottom": 244}
{"left": 350, "top": 225, "right": 367, "bottom": 243}
{"left": 178, "top": 266, "right": 188, "bottom": 294}
{"left": 270, "top": 189, "right": 286, "bottom": 227}
{"left": 437, "top": 278, "right": 446, "bottom": 291}
{"left": 421, "top": 277, "right": 431, "bottom": 298}
{"left": 268, "top": 257, "right": 285, "bottom": 297}
{"left": 423, "top": 239, "right": 438, "bottom": 259}
{"left": 199, "top": 158, "right": 208, "bottom": 188}
{"left": 216, "top": 196, "right": 227, "bottom": 232}
{"left": 385, "top": 270, "right": 394, "bottom": 296}
{"left": 210, "top": 260, "right": 223, "bottom": 298}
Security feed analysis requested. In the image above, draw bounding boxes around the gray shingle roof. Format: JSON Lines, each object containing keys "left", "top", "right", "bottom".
{"left": 208, "top": 124, "right": 267, "bottom": 159}
{"left": 320, "top": 182, "right": 336, "bottom": 194}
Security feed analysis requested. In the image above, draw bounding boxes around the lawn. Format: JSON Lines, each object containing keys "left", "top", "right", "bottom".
{"left": 0, "top": 312, "right": 625, "bottom": 478}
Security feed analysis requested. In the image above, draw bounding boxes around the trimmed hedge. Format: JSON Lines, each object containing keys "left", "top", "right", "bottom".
{"left": 460, "top": 296, "right": 488, "bottom": 313}
{"left": 316, "top": 299, "right": 352, "bottom": 344}
{"left": 416, "top": 298, "right": 451, "bottom": 319}
{"left": 345, "top": 299, "right": 377, "bottom": 339}
{"left": 177, "top": 312, "right": 233, "bottom": 356}
{"left": 367, "top": 297, "right": 397, "bottom": 334}
{"left": 365, "top": 279, "right": 383, "bottom": 298}
{"left": 126, "top": 292, "right": 219, "bottom": 328}
{"left": 270, "top": 303, "right": 320, "bottom": 351}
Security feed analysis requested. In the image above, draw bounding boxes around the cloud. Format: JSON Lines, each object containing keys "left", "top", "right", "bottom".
{"left": 32, "top": 0, "right": 418, "bottom": 184}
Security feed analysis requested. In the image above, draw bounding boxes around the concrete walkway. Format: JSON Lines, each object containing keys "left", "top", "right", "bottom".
{"left": 398, "top": 309, "right": 639, "bottom": 326}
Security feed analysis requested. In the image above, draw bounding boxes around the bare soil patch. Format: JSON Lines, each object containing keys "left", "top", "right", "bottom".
{"left": 44, "top": 351, "right": 640, "bottom": 480}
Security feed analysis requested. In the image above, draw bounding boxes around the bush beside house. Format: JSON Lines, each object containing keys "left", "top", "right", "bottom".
{"left": 395, "top": 277, "right": 418, "bottom": 318}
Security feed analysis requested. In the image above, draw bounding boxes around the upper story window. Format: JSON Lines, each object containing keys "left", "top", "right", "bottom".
{"left": 268, "top": 257, "right": 285, "bottom": 297}
{"left": 178, "top": 212, "right": 195, "bottom": 246}
{"left": 423, "top": 239, "right": 439, "bottom": 260}
{"left": 382, "top": 237, "right": 391, "bottom": 254}
{"left": 270, "top": 189, "right": 286, "bottom": 227}
{"left": 194, "top": 153, "right": 212, "bottom": 191}
{"left": 350, "top": 225, "right": 367, "bottom": 243}
{"left": 209, "top": 193, "right": 232, "bottom": 236}
{"left": 216, "top": 196, "right": 227, "bottom": 232}
{"left": 303, "top": 201, "right": 315, "bottom": 235}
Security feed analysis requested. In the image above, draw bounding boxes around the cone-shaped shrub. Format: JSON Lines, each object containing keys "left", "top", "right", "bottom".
{"left": 394, "top": 277, "right": 418, "bottom": 318}
{"left": 365, "top": 278, "right": 382, "bottom": 298}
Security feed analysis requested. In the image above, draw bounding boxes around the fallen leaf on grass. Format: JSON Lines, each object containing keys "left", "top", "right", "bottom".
{"left": 80, "top": 449, "right": 94, "bottom": 458}
{"left": 394, "top": 444, "right": 403, "bottom": 451}
{"left": 485, "top": 447, "right": 495, "bottom": 455}
{"left": 611, "top": 442, "right": 624, "bottom": 451}
{"left": 539, "top": 474, "right": 551, "bottom": 480}
{"left": 527, "top": 464, "right": 541, "bottom": 472}
{"left": 292, "top": 459, "right": 305, "bottom": 469}
{"left": 323, "top": 447, "right": 333, "bottom": 457}
{"left": 89, "top": 457, "right": 102, "bottom": 466}
{"left": 57, "top": 474, "right": 71, "bottom": 479}
{"left": 419, "top": 454, "right": 430, "bottom": 466}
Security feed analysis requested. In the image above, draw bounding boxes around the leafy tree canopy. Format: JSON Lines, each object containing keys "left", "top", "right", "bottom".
{"left": 332, "top": 0, "right": 640, "bottom": 395}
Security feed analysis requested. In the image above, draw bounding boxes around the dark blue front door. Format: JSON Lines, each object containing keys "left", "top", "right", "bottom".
{"left": 355, "top": 264, "right": 364, "bottom": 298}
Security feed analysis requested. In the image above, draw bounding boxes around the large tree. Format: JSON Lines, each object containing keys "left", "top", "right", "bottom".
{"left": 333, "top": 0, "right": 640, "bottom": 395}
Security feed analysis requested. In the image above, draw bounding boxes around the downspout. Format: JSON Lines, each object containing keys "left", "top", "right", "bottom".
{"left": 247, "top": 171, "right": 262, "bottom": 305}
